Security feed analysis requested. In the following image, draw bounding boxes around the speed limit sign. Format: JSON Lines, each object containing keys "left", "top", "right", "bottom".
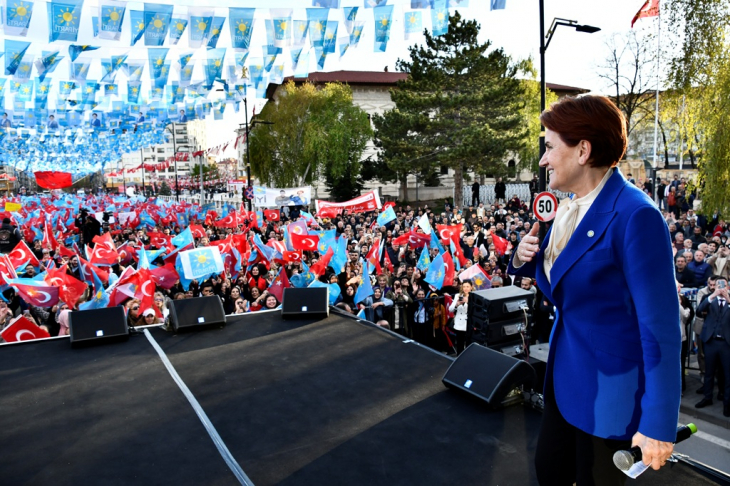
{"left": 533, "top": 192, "right": 558, "bottom": 222}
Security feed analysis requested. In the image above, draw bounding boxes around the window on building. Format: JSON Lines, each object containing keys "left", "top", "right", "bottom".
{"left": 440, "top": 165, "right": 449, "bottom": 175}
{"left": 508, "top": 159, "right": 516, "bottom": 179}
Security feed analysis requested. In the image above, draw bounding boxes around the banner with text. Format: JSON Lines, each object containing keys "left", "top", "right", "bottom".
{"left": 252, "top": 186, "right": 312, "bottom": 208}
{"left": 315, "top": 190, "right": 382, "bottom": 217}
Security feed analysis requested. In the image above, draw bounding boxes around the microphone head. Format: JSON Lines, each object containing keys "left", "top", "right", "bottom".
{"left": 613, "top": 450, "right": 634, "bottom": 471}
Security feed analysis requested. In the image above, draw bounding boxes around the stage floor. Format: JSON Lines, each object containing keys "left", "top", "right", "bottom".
{"left": 0, "top": 311, "right": 722, "bottom": 485}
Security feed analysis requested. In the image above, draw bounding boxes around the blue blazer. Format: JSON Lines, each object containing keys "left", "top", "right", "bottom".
{"left": 509, "top": 170, "right": 681, "bottom": 442}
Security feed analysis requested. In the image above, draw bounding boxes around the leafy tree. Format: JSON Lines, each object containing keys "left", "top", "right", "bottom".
{"left": 158, "top": 180, "right": 172, "bottom": 196}
{"left": 664, "top": 0, "right": 730, "bottom": 214}
{"left": 372, "top": 11, "right": 529, "bottom": 201}
{"left": 248, "top": 81, "right": 372, "bottom": 198}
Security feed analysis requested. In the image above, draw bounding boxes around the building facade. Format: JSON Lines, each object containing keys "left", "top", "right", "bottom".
{"left": 265, "top": 71, "right": 588, "bottom": 201}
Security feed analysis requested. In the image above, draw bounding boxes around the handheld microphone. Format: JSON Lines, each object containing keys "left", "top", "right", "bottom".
{"left": 613, "top": 423, "right": 697, "bottom": 472}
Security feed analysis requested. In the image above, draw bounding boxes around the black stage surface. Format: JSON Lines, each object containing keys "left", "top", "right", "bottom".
{"left": 0, "top": 310, "right": 724, "bottom": 485}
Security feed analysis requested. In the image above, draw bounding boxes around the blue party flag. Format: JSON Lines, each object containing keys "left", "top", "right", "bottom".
{"left": 376, "top": 206, "right": 396, "bottom": 226}
{"left": 354, "top": 273, "right": 374, "bottom": 304}
{"left": 48, "top": 0, "right": 83, "bottom": 42}
{"left": 424, "top": 252, "right": 446, "bottom": 289}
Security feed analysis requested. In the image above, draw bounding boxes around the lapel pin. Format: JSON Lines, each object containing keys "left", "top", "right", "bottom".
{"left": 587, "top": 230, "right": 595, "bottom": 238}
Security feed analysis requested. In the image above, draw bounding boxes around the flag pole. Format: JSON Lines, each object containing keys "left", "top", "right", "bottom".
{"left": 651, "top": 4, "right": 661, "bottom": 171}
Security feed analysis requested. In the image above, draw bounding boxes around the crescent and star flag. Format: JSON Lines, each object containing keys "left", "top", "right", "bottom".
{"left": 34, "top": 171, "right": 73, "bottom": 189}
{"left": 442, "top": 251, "right": 456, "bottom": 285}
{"left": 8, "top": 240, "right": 40, "bottom": 269}
{"left": 179, "top": 246, "right": 224, "bottom": 280}
{"left": 7, "top": 277, "right": 60, "bottom": 307}
{"left": 46, "top": 268, "right": 87, "bottom": 308}
{"left": 309, "top": 246, "right": 334, "bottom": 277}
{"left": 267, "top": 267, "right": 291, "bottom": 303}
{"left": 214, "top": 211, "right": 238, "bottom": 228}
{"left": 631, "top": 0, "right": 659, "bottom": 28}
{"left": 151, "top": 262, "right": 179, "bottom": 289}
{"left": 263, "top": 209, "right": 280, "bottom": 221}
{"left": 491, "top": 230, "right": 510, "bottom": 256}
{"left": 291, "top": 233, "right": 319, "bottom": 251}
{"left": 189, "top": 224, "right": 206, "bottom": 239}
{"left": 1, "top": 315, "right": 51, "bottom": 342}
{"left": 282, "top": 251, "right": 302, "bottom": 263}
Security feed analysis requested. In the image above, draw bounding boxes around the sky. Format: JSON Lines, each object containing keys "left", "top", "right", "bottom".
{"left": 206, "top": 0, "right": 660, "bottom": 156}
{"left": 4, "top": 0, "right": 660, "bottom": 159}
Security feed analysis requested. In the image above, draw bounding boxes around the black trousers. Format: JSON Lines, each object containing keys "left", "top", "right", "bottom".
{"left": 703, "top": 338, "right": 730, "bottom": 404}
{"left": 535, "top": 389, "right": 630, "bottom": 486}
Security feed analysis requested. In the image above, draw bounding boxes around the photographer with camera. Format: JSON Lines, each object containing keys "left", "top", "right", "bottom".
{"left": 386, "top": 280, "right": 413, "bottom": 335}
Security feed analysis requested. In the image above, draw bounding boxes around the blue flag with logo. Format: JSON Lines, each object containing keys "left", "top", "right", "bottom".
{"left": 354, "top": 273, "right": 374, "bottom": 304}
{"left": 373, "top": 5, "right": 393, "bottom": 52}
{"left": 5, "top": 40, "right": 31, "bottom": 76}
{"left": 431, "top": 0, "right": 449, "bottom": 36}
{"left": 5, "top": 0, "right": 35, "bottom": 36}
{"left": 169, "top": 17, "right": 187, "bottom": 44}
{"left": 424, "top": 252, "right": 446, "bottom": 289}
{"left": 79, "top": 270, "right": 109, "bottom": 311}
{"left": 205, "top": 48, "right": 226, "bottom": 87}
{"left": 99, "top": 0, "right": 126, "bottom": 40}
{"left": 416, "top": 247, "right": 431, "bottom": 272}
{"left": 376, "top": 206, "right": 396, "bottom": 226}
{"left": 144, "top": 3, "right": 173, "bottom": 46}
{"left": 48, "top": 0, "right": 83, "bottom": 42}
{"left": 206, "top": 17, "right": 226, "bottom": 48}
{"left": 179, "top": 246, "right": 224, "bottom": 280}
{"left": 130, "top": 9, "right": 145, "bottom": 45}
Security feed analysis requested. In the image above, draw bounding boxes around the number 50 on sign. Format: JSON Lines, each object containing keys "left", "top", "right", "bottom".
{"left": 533, "top": 192, "right": 558, "bottom": 222}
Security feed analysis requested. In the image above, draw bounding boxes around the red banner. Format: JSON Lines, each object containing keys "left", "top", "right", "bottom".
{"left": 34, "top": 171, "right": 73, "bottom": 189}
{"left": 315, "top": 190, "right": 382, "bottom": 216}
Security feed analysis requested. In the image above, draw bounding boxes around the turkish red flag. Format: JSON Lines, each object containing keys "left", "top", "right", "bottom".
{"left": 214, "top": 212, "right": 238, "bottom": 228}
{"left": 42, "top": 223, "right": 59, "bottom": 252}
{"left": 189, "top": 224, "right": 206, "bottom": 239}
{"left": 147, "top": 231, "right": 172, "bottom": 249}
{"left": 267, "top": 268, "right": 291, "bottom": 303}
{"left": 309, "top": 247, "right": 334, "bottom": 277}
{"left": 383, "top": 248, "right": 394, "bottom": 273}
{"left": 291, "top": 233, "right": 319, "bottom": 251}
{"left": 210, "top": 235, "right": 233, "bottom": 255}
{"left": 8, "top": 240, "right": 40, "bottom": 269}
{"left": 89, "top": 240, "right": 119, "bottom": 266}
{"left": 631, "top": 0, "right": 659, "bottom": 27}
{"left": 45, "top": 266, "right": 88, "bottom": 308}
{"left": 34, "top": 171, "right": 73, "bottom": 189}
{"left": 151, "top": 263, "right": 179, "bottom": 289}
{"left": 317, "top": 206, "right": 341, "bottom": 218}
{"left": 1, "top": 316, "right": 51, "bottom": 342}
{"left": 283, "top": 251, "right": 302, "bottom": 263}
{"left": 263, "top": 209, "right": 280, "bottom": 221}
{"left": 491, "top": 231, "right": 509, "bottom": 256}
{"left": 116, "top": 242, "right": 135, "bottom": 266}
{"left": 442, "top": 251, "right": 456, "bottom": 285}
{"left": 57, "top": 245, "right": 76, "bottom": 258}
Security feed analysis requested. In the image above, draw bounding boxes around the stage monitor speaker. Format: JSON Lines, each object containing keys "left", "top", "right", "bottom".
{"left": 442, "top": 343, "right": 536, "bottom": 408}
{"left": 281, "top": 287, "right": 329, "bottom": 320}
{"left": 169, "top": 296, "right": 226, "bottom": 332}
{"left": 69, "top": 306, "right": 129, "bottom": 347}
{"left": 469, "top": 286, "right": 534, "bottom": 322}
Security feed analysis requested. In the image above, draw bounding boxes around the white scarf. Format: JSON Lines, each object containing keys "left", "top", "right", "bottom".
{"left": 544, "top": 168, "right": 613, "bottom": 282}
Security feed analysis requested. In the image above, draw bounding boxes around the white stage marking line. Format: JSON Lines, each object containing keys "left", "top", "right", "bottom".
{"left": 694, "top": 430, "right": 730, "bottom": 451}
{"left": 143, "top": 329, "right": 254, "bottom": 486}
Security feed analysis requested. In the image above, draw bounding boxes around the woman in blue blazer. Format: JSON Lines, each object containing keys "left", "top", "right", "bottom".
{"left": 509, "top": 96, "right": 680, "bottom": 485}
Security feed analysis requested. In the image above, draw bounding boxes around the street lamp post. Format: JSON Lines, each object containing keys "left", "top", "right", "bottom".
{"left": 165, "top": 123, "right": 178, "bottom": 202}
{"left": 241, "top": 98, "right": 274, "bottom": 211}
{"left": 538, "top": 3, "right": 600, "bottom": 238}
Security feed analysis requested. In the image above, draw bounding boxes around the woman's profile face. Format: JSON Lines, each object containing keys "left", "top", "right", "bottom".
{"left": 540, "top": 128, "right": 586, "bottom": 194}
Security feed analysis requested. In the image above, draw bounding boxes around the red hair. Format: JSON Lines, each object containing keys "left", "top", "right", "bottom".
{"left": 540, "top": 95, "right": 627, "bottom": 168}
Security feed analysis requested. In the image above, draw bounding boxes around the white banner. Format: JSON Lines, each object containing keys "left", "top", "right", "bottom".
{"left": 252, "top": 186, "right": 312, "bottom": 208}
{"left": 315, "top": 189, "right": 382, "bottom": 215}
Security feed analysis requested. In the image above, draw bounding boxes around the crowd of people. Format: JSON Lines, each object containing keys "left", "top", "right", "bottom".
{"left": 0, "top": 190, "right": 546, "bottom": 353}
{"left": 0, "top": 179, "right": 726, "bottom": 406}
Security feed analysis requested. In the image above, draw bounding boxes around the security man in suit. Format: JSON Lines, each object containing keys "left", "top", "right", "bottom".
{"left": 695, "top": 276, "right": 730, "bottom": 417}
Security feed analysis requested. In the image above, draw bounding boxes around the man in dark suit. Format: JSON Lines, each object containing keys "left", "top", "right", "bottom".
{"left": 695, "top": 276, "right": 730, "bottom": 417}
